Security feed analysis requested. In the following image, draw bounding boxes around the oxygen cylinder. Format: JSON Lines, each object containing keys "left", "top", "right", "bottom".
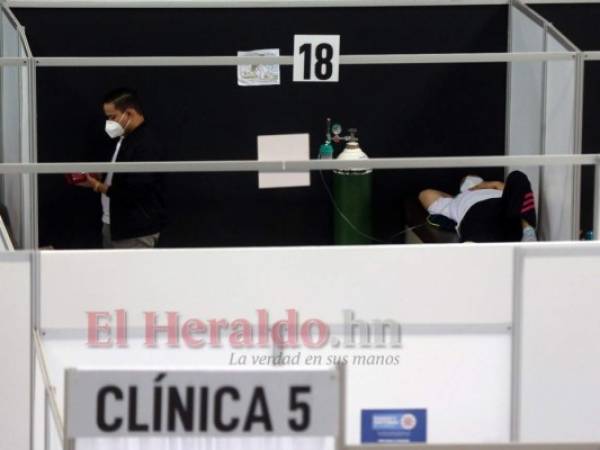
{"left": 333, "top": 130, "right": 373, "bottom": 245}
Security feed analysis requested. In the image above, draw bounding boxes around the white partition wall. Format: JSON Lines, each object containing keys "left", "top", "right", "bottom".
{"left": 0, "top": 243, "right": 599, "bottom": 447}
{"left": 0, "top": 252, "right": 32, "bottom": 450}
{"left": 507, "top": 2, "right": 545, "bottom": 201}
{"left": 540, "top": 34, "right": 578, "bottom": 241}
{"left": 1, "top": 8, "right": 22, "bottom": 247}
{"left": 0, "top": 5, "right": 33, "bottom": 249}
{"left": 506, "top": 1, "right": 580, "bottom": 241}
{"left": 39, "top": 245, "right": 514, "bottom": 446}
{"left": 29, "top": 243, "right": 600, "bottom": 447}
{"left": 517, "top": 244, "right": 600, "bottom": 442}
{"left": 39, "top": 246, "right": 514, "bottom": 329}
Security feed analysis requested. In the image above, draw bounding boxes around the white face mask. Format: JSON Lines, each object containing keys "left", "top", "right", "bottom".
{"left": 460, "top": 175, "right": 484, "bottom": 193}
{"left": 105, "top": 112, "right": 129, "bottom": 139}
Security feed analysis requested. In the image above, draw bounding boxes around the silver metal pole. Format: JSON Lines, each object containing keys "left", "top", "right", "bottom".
{"left": 28, "top": 55, "right": 39, "bottom": 248}
{"left": 512, "top": 0, "right": 545, "bottom": 27}
{"left": 0, "top": 57, "right": 27, "bottom": 65}
{"left": 510, "top": 246, "right": 524, "bottom": 442}
{"left": 541, "top": 24, "right": 548, "bottom": 158}
{"left": 33, "top": 328, "right": 65, "bottom": 446}
{"left": 573, "top": 53, "right": 585, "bottom": 240}
{"left": 336, "top": 363, "right": 346, "bottom": 450}
{"left": 6, "top": 0, "right": 510, "bottom": 8}
{"left": 594, "top": 159, "right": 600, "bottom": 240}
{"left": 28, "top": 251, "right": 36, "bottom": 450}
{"left": 0, "top": 154, "right": 598, "bottom": 175}
{"left": 583, "top": 51, "right": 600, "bottom": 61}
{"left": 33, "top": 52, "right": 574, "bottom": 67}
{"left": 44, "top": 391, "right": 50, "bottom": 450}
{"left": 272, "top": 344, "right": 285, "bottom": 366}
{"left": 537, "top": 24, "right": 549, "bottom": 241}
{"left": 0, "top": 2, "right": 33, "bottom": 56}
{"left": 504, "top": 0, "right": 514, "bottom": 177}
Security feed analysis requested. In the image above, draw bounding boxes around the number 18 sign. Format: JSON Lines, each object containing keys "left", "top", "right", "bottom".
{"left": 293, "top": 35, "right": 340, "bottom": 82}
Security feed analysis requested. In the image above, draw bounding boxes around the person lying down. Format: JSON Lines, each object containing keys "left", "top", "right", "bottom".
{"left": 418, "top": 170, "right": 537, "bottom": 243}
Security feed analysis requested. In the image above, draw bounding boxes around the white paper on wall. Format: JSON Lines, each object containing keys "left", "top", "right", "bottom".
{"left": 257, "top": 134, "right": 310, "bottom": 189}
{"left": 237, "top": 49, "right": 281, "bottom": 86}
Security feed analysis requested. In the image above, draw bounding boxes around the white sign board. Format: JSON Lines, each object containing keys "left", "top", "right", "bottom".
{"left": 293, "top": 35, "right": 340, "bottom": 82}
{"left": 257, "top": 133, "right": 310, "bottom": 189}
{"left": 65, "top": 368, "right": 339, "bottom": 438}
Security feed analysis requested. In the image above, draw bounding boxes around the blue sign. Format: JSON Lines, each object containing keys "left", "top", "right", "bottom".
{"left": 361, "top": 409, "right": 427, "bottom": 443}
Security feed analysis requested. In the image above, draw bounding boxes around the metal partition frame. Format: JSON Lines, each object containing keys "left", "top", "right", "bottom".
{"left": 1, "top": 154, "right": 599, "bottom": 246}
{"left": 24, "top": 243, "right": 600, "bottom": 449}
{"left": 0, "top": 1, "right": 36, "bottom": 251}
{"left": 582, "top": 52, "right": 600, "bottom": 241}
{"left": 507, "top": 0, "right": 582, "bottom": 241}
{"left": 5, "top": 0, "right": 600, "bottom": 7}
{"left": 511, "top": 243, "right": 600, "bottom": 442}
{"left": 544, "top": 15, "right": 581, "bottom": 241}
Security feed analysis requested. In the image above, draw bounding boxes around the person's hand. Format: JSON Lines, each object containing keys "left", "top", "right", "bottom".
{"left": 470, "top": 181, "right": 504, "bottom": 191}
{"left": 76, "top": 174, "right": 107, "bottom": 194}
{"left": 75, "top": 173, "right": 98, "bottom": 189}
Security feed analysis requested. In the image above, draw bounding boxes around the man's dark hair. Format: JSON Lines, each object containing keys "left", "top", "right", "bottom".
{"left": 103, "top": 88, "right": 143, "bottom": 115}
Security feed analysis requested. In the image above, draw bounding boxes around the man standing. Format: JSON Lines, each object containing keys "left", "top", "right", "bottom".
{"left": 81, "top": 88, "right": 166, "bottom": 248}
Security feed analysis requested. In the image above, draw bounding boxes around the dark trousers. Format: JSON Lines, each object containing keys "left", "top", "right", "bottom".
{"left": 459, "top": 171, "right": 536, "bottom": 243}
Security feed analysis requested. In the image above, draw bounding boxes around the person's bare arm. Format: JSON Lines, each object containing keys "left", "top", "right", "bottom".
{"left": 469, "top": 180, "right": 504, "bottom": 191}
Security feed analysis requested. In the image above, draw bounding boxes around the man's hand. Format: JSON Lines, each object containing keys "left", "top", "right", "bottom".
{"left": 470, "top": 181, "right": 505, "bottom": 191}
{"left": 75, "top": 174, "right": 108, "bottom": 194}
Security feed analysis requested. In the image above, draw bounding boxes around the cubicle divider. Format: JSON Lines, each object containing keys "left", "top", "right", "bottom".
{"left": 0, "top": 242, "right": 592, "bottom": 449}
{"left": 0, "top": 2, "right": 35, "bottom": 250}
{"left": 38, "top": 245, "right": 514, "bottom": 447}
{"left": 0, "top": 252, "right": 32, "bottom": 449}
{"left": 506, "top": 2, "right": 545, "bottom": 201}
{"left": 506, "top": 1, "right": 580, "bottom": 241}
{"left": 541, "top": 29, "right": 579, "bottom": 241}
{"left": 515, "top": 244, "right": 600, "bottom": 442}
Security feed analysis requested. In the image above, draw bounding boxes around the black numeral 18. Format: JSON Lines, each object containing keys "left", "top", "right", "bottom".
{"left": 299, "top": 43, "right": 334, "bottom": 80}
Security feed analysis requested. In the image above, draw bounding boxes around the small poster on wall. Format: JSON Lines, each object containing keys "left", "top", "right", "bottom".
{"left": 361, "top": 409, "right": 427, "bottom": 443}
{"left": 257, "top": 134, "right": 310, "bottom": 189}
{"left": 237, "top": 49, "right": 281, "bottom": 86}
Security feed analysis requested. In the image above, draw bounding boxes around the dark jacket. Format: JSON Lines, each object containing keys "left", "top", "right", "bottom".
{"left": 105, "top": 122, "right": 166, "bottom": 240}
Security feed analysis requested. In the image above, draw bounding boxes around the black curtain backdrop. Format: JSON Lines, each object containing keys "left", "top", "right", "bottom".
{"left": 15, "top": 6, "right": 507, "bottom": 248}
{"left": 532, "top": 4, "right": 600, "bottom": 236}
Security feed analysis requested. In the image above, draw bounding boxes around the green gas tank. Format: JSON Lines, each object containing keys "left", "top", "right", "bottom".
{"left": 333, "top": 131, "right": 373, "bottom": 245}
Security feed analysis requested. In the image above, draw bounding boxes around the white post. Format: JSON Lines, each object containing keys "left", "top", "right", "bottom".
{"left": 594, "top": 159, "right": 600, "bottom": 240}
{"left": 335, "top": 363, "right": 346, "bottom": 450}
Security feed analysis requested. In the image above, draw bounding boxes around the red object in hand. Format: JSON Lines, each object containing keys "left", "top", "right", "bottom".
{"left": 65, "top": 172, "right": 88, "bottom": 185}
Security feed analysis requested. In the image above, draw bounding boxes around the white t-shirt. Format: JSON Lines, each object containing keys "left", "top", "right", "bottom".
{"left": 427, "top": 188, "right": 503, "bottom": 227}
{"left": 101, "top": 137, "right": 124, "bottom": 225}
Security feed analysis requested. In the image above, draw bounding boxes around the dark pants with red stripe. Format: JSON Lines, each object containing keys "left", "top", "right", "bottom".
{"left": 459, "top": 171, "right": 536, "bottom": 242}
